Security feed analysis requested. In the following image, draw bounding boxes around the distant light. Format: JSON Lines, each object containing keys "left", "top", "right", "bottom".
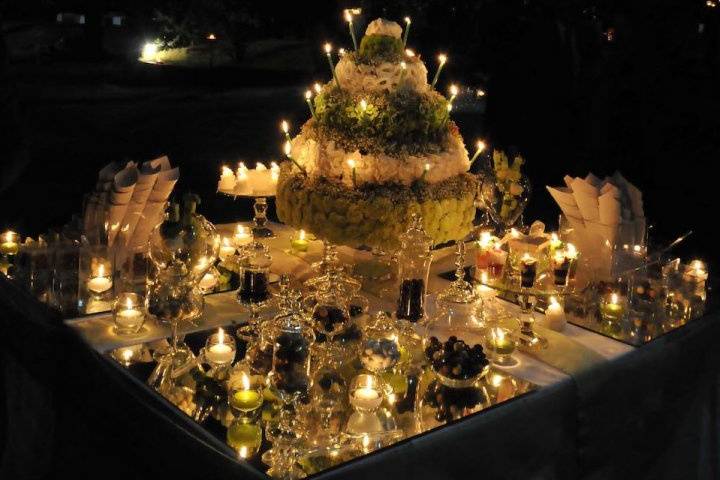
{"left": 476, "top": 89, "right": 486, "bottom": 97}
{"left": 207, "top": 33, "right": 216, "bottom": 40}
{"left": 141, "top": 42, "right": 158, "bottom": 61}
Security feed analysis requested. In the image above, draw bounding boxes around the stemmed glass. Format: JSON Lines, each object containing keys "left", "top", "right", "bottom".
{"left": 236, "top": 241, "right": 273, "bottom": 341}
{"left": 478, "top": 155, "right": 531, "bottom": 236}
{"left": 264, "top": 305, "right": 315, "bottom": 480}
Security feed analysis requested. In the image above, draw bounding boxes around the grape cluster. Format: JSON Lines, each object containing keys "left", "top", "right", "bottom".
{"left": 238, "top": 270, "right": 270, "bottom": 305}
{"left": 425, "top": 336, "right": 488, "bottom": 380}
{"left": 422, "top": 380, "right": 485, "bottom": 423}
{"left": 313, "top": 306, "right": 349, "bottom": 336}
{"left": 361, "top": 338, "right": 401, "bottom": 372}
{"left": 273, "top": 331, "right": 311, "bottom": 395}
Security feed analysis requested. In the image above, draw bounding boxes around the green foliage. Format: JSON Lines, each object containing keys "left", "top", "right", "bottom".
{"left": 276, "top": 165, "right": 477, "bottom": 250}
{"left": 355, "top": 35, "right": 404, "bottom": 64}
{"left": 311, "top": 85, "right": 451, "bottom": 156}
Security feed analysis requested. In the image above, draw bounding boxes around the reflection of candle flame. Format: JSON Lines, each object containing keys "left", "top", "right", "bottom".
{"left": 122, "top": 349, "right": 133, "bottom": 362}
{"left": 125, "top": 297, "right": 134, "bottom": 309}
{"left": 549, "top": 296, "right": 559, "bottom": 307}
{"left": 97, "top": 264, "right": 106, "bottom": 277}
{"left": 239, "top": 446, "right": 248, "bottom": 459}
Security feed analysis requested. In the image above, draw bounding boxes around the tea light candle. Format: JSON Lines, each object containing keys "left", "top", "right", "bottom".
{"left": 600, "top": 292, "right": 626, "bottom": 322}
{"left": 234, "top": 162, "right": 250, "bottom": 195}
{"left": 218, "top": 237, "right": 236, "bottom": 261}
{"left": 519, "top": 253, "right": 538, "bottom": 289}
{"left": 205, "top": 328, "right": 236, "bottom": 367}
{"left": 233, "top": 225, "right": 252, "bottom": 248}
{"left": 229, "top": 372, "right": 263, "bottom": 413}
{"left": 683, "top": 260, "right": 708, "bottom": 285}
{"left": 199, "top": 269, "right": 218, "bottom": 293}
{"left": 291, "top": 229, "right": 309, "bottom": 253}
{"left": 487, "top": 326, "right": 516, "bottom": 365}
{"left": 113, "top": 293, "right": 145, "bottom": 335}
{"left": 218, "top": 165, "right": 236, "bottom": 191}
{"left": 349, "top": 374, "right": 383, "bottom": 413}
{"left": 87, "top": 262, "right": 113, "bottom": 295}
{"left": 544, "top": 296, "right": 566, "bottom": 331}
{"left": 0, "top": 230, "right": 20, "bottom": 255}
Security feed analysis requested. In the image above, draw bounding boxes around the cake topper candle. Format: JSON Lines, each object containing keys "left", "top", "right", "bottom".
{"left": 431, "top": 54, "right": 447, "bottom": 88}
{"left": 469, "top": 140, "right": 487, "bottom": 165}
{"left": 304, "top": 90, "right": 315, "bottom": 117}
{"left": 324, "top": 43, "right": 342, "bottom": 88}
{"left": 344, "top": 9, "right": 359, "bottom": 50}
{"left": 403, "top": 17, "right": 412, "bottom": 47}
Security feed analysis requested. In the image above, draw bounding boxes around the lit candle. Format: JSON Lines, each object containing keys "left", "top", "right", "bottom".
{"left": 305, "top": 90, "right": 315, "bottom": 117}
{"left": 600, "top": 292, "right": 626, "bottom": 322}
{"left": 291, "top": 229, "right": 309, "bottom": 253}
{"left": 519, "top": 253, "right": 538, "bottom": 289}
{"left": 218, "top": 165, "right": 236, "bottom": 191}
{"left": 234, "top": 162, "right": 250, "bottom": 195}
{"left": 284, "top": 139, "right": 307, "bottom": 175}
{"left": 270, "top": 161, "right": 280, "bottom": 185}
{"left": 405, "top": 48, "right": 415, "bottom": 58}
{"left": 113, "top": 293, "right": 145, "bottom": 335}
{"left": 324, "top": 43, "right": 341, "bottom": 88}
{"left": 448, "top": 84, "right": 459, "bottom": 106}
{"left": 488, "top": 327, "right": 516, "bottom": 356}
{"left": 544, "top": 296, "right": 566, "bottom": 331}
{"left": 403, "top": 17, "right": 411, "bottom": 47}
{"left": 420, "top": 162, "right": 430, "bottom": 181}
{"left": 349, "top": 374, "right": 383, "bottom": 412}
{"left": 218, "top": 237, "right": 236, "bottom": 261}
{"left": 347, "top": 158, "right": 357, "bottom": 187}
{"left": 314, "top": 82, "right": 322, "bottom": 94}
{"left": 199, "top": 269, "right": 218, "bottom": 293}
{"left": 469, "top": 139, "right": 486, "bottom": 165}
{"left": 229, "top": 372, "right": 264, "bottom": 413}
{"left": 344, "top": 9, "right": 358, "bottom": 50}
{"left": 87, "top": 262, "right": 113, "bottom": 295}
{"left": 0, "top": 230, "right": 20, "bottom": 255}
{"left": 683, "top": 260, "right": 708, "bottom": 285}
{"left": 280, "top": 120, "right": 291, "bottom": 142}
{"left": 431, "top": 53, "right": 447, "bottom": 88}
{"left": 233, "top": 224, "right": 253, "bottom": 248}
{"left": 205, "top": 328, "right": 235, "bottom": 367}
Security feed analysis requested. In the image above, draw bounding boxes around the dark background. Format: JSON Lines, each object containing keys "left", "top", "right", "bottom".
{"left": 1, "top": 0, "right": 718, "bottom": 270}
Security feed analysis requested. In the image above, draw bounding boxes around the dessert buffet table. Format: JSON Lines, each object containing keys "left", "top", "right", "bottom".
{"left": 1, "top": 225, "right": 718, "bottom": 480}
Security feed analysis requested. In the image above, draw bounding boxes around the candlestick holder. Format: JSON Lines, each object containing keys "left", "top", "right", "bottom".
{"left": 516, "top": 292, "right": 548, "bottom": 349}
{"left": 251, "top": 196, "right": 275, "bottom": 238}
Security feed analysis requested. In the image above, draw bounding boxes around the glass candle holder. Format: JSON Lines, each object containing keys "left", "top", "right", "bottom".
{"left": 233, "top": 224, "right": 253, "bottom": 250}
{"left": 0, "top": 230, "right": 20, "bottom": 256}
{"left": 519, "top": 253, "right": 538, "bottom": 289}
{"left": 198, "top": 266, "right": 219, "bottom": 294}
{"left": 682, "top": 260, "right": 708, "bottom": 290}
{"left": 112, "top": 292, "right": 146, "bottom": 335}
{"left": 218, "top": 237, "right": 237, "bottom": 262}
{"left": 87, "top": 257, "right": 113, "bottom": 299}
{"left": 600, "top": 292, "right": 627, "bottom": 323}
{"left": 485, "top": 326, "right": 517, "bottom": 366}
{"left": 228, "top": 369, "right": 264, "bottom": 414}
{"left": 349, "top": 373, "right": 384, "bottom": 413}
{"left": 204, "top": 328, "right": 236, "bottom": 368}
{"left": 290, "top": 229, "right": 309, "bottom": 253}
{"left": 551, "top": 251, "right": 571, "bottom": 288}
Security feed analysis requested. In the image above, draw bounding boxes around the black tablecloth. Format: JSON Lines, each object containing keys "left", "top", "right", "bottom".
{"left": 1, "top": 275, "right": 718, "bottom": 479}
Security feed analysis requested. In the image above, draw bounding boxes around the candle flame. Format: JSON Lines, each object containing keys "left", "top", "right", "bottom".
{"left": 494, "top": 327, "right": 505, "bottom": 342}
{"left": 424, "top": 162, "right": 430, "bottom": 172}
{"left": 360, "top": 99, "right": 367, "bottom": 111}
{"left": 449, "top": 84, "right": 459, "bottom": 96}
{"left": 362, "top": 435, "right": 370, "bottom": 449}
{"left": 344, "top": 10, "right": 353, "bottom": 22}
{"left": 477, "top": 89, "right": 486, "bottom": 97}
{"left": 610, "top": 293, "right": 619, "bottom": 304}
{"left": 305, "top": 90, "right": 312, "bottom": 99}
{"left": 565, "top": 243, "right": 578, "bottom": 259}
{"left": 400, "top": 61, "right": 407, "bottom": 70}
{"left": 299, "top": 229, "right": 306, "bottom": 240}
{"left": 255, "top": 162, "right": 267, "bottom": 171}
{"left": 446, "top": 103, "right": 452, "bottom": 112}
{"left": 281, "top": 120, "right": 289, "bottom": 133}
{"left": 314, "top": 82, "right": 322, "bottom": 93}
{"left": 405, "top": 49, "right": 415, "bottom": 57}
{"left": 122, "top": 349, "right": 133, "bottom": 362}
{"left": 347, "top": 158, "right": 356, "bottom": 169}
{"left": 404, "top": 16, "right": 411, "bottom": 24}
{"left": 221, "top": 165, "right": 233, "bottom": 176}
{"left": 125, "top": 297, "right": 134, "bottom": 309}
{"left": 4, "top": 231, "right": 15, "bottom": 242}
{"left": 239, "top": 446, "right": 249, "bottom": 459}
{"left": 476, "top": 140, "right": 486, "bottom": 153}
{"left": 510, "top": 228, "right": 520, "bottom": 238}
{"left": 241, "top": 371, "right": 250, "bottom": 390}
{"left": 324, "top": 42, "right": 332, "bottom": 54}
{"left": 97, "top": 264, "right": 105, "bottom": 277}
{"left": 218, "top": 327, "right": 225, "bottom": 345}
{"left": 438, "top": 53, "right": 447, "bottom": 65}
{"left": 338, "top": 48, "right": 346, "bottom": 56}
{"left": 549, "top": 296, "right": 559, "bottom": 306}
{"left": 207, "top": 33, "right": 216, "bottom": 40}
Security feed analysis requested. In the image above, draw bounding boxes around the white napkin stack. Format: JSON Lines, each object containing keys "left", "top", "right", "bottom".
{"left": 547, "top": 172, "right": 646, "bottom": 282}
{"left": 84, "top": 156, "right": 179, "bottom": 256}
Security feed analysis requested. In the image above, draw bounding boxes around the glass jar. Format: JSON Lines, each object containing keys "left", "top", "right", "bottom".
{"left": 360, "top": 311, "right": 401, "bottom": 374}
{"left": 268, "top": 313, "right": 315, "bottom": 404}
{"left": 395, "top": 214, "right": 433, "bottom": 323}
{"left": 426, "top": 242, "right": 484, "bottom": 342}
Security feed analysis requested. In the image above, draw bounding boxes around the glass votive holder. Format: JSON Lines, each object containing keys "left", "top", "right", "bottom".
{"left": 198, "top": 266, "right": 219, "bottom": 294}
{"left": 227, "top": 369, "right": 264, "bottom": 414}
{"left": 0, "top": 230, "right": 20, "bottom": 256}
{"left": 599, "top": 292, "right": 627, "bottom": 323}
{"left": 86, "top": 256, "right": 114, "bottom": 301}
{"left": 485, "top": 326, "right": 517, "bottom": 366}
{"left": 204, "top": 328, "right": 236, "bottom": 369}
{"left": 349, "top": 373, "right": 384, "bottom": 413}
{"left": 226, "top": 417, "right": 263, "bottom": 459}
{"left": 290, "top": 229, "right": 309, "bottom": 253}
{"left": 112, "top": 292, "right": 146, "bottom": 336}
{"left": 218, "top": 237, "right": 237, "bottom": 262}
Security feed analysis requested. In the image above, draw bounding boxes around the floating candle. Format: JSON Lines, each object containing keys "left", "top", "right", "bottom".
{"left": 205, "top": 328, "right": 235, "bottom": 367}
{"left": 233, "top": 224, "right": 252, "bottom": 248}
{"left": 113, "top": 293, "right": 145, "bottom": 335}
{"left": 349, "top": 374, "right": 383, "bottom": 412}
{"left": 600, "top": 292, "right": 626, "bottom": 323}
{"left": 218, "top": 237, "right": 236, "bottom": 261}
{"left": 229, "top": 372, "right": 264, "bottom": 413}
{"left": 199, "top": 270, "right": 218, "bottom": 293}
{"left": 87, "top": 263, "right": 113, "bottom": 295}
{"left": 291, "top": 229, "right": 309, "bottom": 253}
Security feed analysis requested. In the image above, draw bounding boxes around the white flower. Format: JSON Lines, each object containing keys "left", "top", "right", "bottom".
{"left": 365, "top": 18, "right": 403, "bottom": 39}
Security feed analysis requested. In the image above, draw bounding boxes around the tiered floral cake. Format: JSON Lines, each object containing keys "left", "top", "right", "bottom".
{"left": 276, "top": 18, "right": 477, "bottom": 250}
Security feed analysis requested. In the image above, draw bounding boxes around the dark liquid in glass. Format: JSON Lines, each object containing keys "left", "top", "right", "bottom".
{"left": 396, "top": 278, "right": 425, "bottom": 322}
{"left": 238, "top": 270, "right": 269, "bottom": 304}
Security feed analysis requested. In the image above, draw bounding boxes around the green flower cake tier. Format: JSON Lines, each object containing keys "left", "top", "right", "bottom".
{"left": 277, "top": 18, "right": 478, "bottom": 250}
